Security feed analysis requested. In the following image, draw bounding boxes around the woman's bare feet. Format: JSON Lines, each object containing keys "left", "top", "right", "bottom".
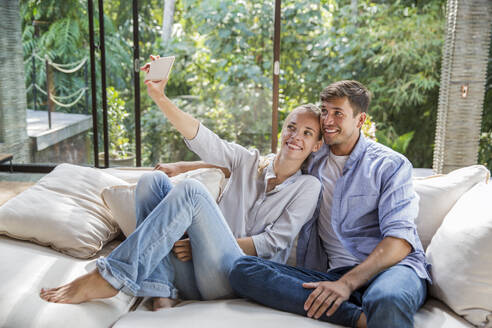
{"left": 39, "top": 269, "right": 118, "bottom": 304}
{"left": 151, "top": 297, "right": 180, "bottom": 311}
{"left": 356, "top": 312, "right": 367, "bottom": 328}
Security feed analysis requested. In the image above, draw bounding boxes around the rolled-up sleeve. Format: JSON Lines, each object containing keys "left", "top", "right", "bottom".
{"left": 251, "top": 177, "right": 322, "bottom": 261}
{"left": 184, "top": 123, "right": 257, "bottom": 171}
{"left": 377, "top": 157, "right": 420, "bottom": 251}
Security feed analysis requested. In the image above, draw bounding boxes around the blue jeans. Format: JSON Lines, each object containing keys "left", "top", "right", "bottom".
{"left": 229, "top": 256, "right": 427, "bottom": 328}
{"left": 96, "top": 171, "right": 244, "bottom": 300}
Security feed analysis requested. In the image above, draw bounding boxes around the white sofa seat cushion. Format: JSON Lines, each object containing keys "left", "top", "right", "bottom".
{"left": 101, "top": 168, "right": 225, "bottom": 237}
{"left": 113, "top": 297, "right": 472, "bottom": 328}
{"left": 427, "top": 182, "right": 492, "bottom": 327}
{"left": 0, "top": 236, "right": 135, "bottom": 328}
{"left": 0, "top": 164, "right": 128, "bottom": 258}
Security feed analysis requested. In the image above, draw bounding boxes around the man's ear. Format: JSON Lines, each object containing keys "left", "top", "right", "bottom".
{"left": 357, "top": 112, "right": 367, "bottom": 129}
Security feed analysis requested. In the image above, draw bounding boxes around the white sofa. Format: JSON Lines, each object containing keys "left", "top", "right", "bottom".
{"left": 0, "top": 164, "right": 491, "bottom": 328}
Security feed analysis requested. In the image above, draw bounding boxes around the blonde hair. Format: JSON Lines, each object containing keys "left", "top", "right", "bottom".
{"left": 257, "top": 104, "right": 321, "bottom": 176}
{"left": 257, "top": 155, "right": 273, "bottom": 176}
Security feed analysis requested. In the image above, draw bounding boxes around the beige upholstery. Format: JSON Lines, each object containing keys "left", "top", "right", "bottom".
{"left": 101, "top": 168, "right": 225, "bottom": 237}
{"left": 0, "top": 236, "right": 135, "bottom": 328}
{"left": 0, "top": 165, "right": 489, "bottom": 327}
{"left": 427, "top": 182, "right": 492, "bottom": 326}
{"left": 113, "top": 298, "right": 472, "bottom": 328}
{"left": 0, "top": 164, "right": 127, "bottom": 258}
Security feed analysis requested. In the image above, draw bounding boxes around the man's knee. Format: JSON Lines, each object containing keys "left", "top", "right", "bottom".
{"left": 229, "top": 256, "right": 261, "bottom": 294}
{"left": 363, "top": 266, "right": 425, "bottom": 316}
{"left": 362, "top": 285, "right": 419, "bottom": 326}
{"left": 364, "top": 288, "right": 408, "bottom": 312}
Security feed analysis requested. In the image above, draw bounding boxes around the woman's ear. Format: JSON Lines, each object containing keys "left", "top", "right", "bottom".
{"left": 312, "top": 139, "right": 323, "bottom": 153}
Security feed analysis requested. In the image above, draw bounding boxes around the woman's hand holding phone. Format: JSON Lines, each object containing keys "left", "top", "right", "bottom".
{"left": 141, "top": 56, "right": 167, "bottom": 102}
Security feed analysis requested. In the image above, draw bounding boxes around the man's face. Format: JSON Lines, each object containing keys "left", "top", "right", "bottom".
{"left": 320, "top": 97, "right": 366, "bottom": 156}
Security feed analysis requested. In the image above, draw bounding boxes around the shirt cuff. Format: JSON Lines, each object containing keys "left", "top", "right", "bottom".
{"left": 251, "top": 233, "right": 273, "bottom": 260}
{"left": 383, "top": 227, "right": 418, "bottom": 252}
{"left": 183, "top": 123, "right": 205, "bottom": 150}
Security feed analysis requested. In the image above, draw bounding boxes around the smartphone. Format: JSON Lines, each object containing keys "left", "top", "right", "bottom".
{"left": 145, "top": 56, "right": 175, "bottom": 81}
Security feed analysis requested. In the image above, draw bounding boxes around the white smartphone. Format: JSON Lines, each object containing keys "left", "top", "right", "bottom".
{"left": 145, "top": 56, "right": 175, "bottom": 81}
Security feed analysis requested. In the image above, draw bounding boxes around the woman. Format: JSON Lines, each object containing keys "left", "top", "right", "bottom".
{"left": 40, "top": 56, "right": 323, "bottom": 310}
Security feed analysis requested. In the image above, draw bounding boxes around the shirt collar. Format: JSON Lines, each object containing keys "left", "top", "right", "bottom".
{"left": 343, "top": 133, "right": 369, "bottom": 172}
{"left": 264, "top": 155, "right": 302, "bottom": 194}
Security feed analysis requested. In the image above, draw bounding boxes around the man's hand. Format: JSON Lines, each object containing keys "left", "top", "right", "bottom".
{"left": 172, "top": 238, "right": 192, "bottom": 261}
{"left": 154, "top": 162, "right": 183, "bottom": 177}
{"left": 302, "top": 280, "right": 352, "bottom": 319}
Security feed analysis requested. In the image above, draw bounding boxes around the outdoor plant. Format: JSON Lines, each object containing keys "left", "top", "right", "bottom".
{"left": 376, "top": 126, "right": 415, "bottom": 156}
{"left": 107, "top": 87, "right": 133, "bottom": 159}
{"left": 479, "top": 132, "right": 492, "bottom": 171}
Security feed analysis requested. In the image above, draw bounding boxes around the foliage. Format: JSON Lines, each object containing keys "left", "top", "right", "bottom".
{"left": 286, "top": 0, "right": 445, "bottom": 167}
{"left": 376, "top": 128, "right": 415, "bottom": 155}
{"left": 479, "top": 36, "right": 492, "bottom": 172}
{"left": 478, "top": 132, "right": 492, "bottom": 171}
{"left": 361, "top": 114, "right": 377, "bottom": 142}
{"left": 20, "top": 0, "right": 90, "bottom": 114}
{"left": 23, "top": 0, "right": 488, "bottom": 171}
{"left": 161, "top": 0, "right": 446, "bottom": 167}
{"left": 107, "top": 87, "right": 132, "bottom": 159}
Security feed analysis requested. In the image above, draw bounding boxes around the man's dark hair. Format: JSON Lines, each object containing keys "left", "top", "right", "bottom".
{"left": 320, "top": 80, "right": 371, "bottom": 116}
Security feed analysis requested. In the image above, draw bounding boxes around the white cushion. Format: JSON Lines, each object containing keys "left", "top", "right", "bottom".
{"left": 113, "top": 297, "right": 472, "bottom": 328}
{"left": 427, "top": 182, "right": 492, "bottom": 327}
{"left": 103, "top": 167, "right": 153, "bottom": 184}
{"left": 0, "top": 163, "right": 127, "bottom": 258}
{"left": 0, "top": 236, "right": 135, "bottom": 328}
{"left": 413, "top": 165, "right": 490, "bottom": 250}
{"left": 101, "top": 168, "right": 225, "bottom": 237}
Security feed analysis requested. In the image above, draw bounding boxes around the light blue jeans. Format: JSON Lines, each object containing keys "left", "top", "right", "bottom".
{"left": 96, "top": 171, "right": 244, "bottom": 300}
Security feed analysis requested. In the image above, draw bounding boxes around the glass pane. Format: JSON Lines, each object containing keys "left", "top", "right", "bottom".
{"left": 139, "top": 0, "right": 273, "bottom": 165}
{"left": 18, "top": 0, "right": 95, "bottom": 166}
{"left": 279, "top": 1, "right": 446, "bottom": 169}
{"left": 102, "top": 1, "right": 137, "bottom": 167}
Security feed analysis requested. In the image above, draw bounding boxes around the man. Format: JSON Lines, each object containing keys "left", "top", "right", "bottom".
{"left": 228, "top": 80, "right": 430, "bottom": 328}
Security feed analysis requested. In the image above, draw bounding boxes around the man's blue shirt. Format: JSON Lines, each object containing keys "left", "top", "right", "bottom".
{"left": 297, "top": 134, "right": 431, "bottom": 282}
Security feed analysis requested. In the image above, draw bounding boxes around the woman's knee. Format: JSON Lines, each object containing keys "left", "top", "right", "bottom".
{"left": 174, "top": 178, "right": 209, "bottom": 198}
{"left": 137, "top": 171, "right": 172, "bottom": 192}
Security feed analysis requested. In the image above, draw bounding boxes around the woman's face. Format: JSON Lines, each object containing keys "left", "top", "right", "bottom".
{"left": 278, "top": 110, "right": 322, "bottom": 162}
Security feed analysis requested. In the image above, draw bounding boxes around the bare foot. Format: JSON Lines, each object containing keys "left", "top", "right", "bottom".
{"left": 151, "top": 297, "right": 180, "bottom": 311}
{"left": 39, "top": 269, "right": 118, "bottom": 304}
{"left": 356, "top": 312, "right": 367, "bottom": 328}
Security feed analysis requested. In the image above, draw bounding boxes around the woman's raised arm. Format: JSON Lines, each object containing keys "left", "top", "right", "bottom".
{"left": 144, "top": 78, "right": 199, "bottom": 140}
{"left": 141, "top": 56, "right": 199, "bottom": 139}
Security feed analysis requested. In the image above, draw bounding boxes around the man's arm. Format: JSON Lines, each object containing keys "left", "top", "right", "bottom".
{"left": 155, "top": 161, "right": 231, "bottom": 178}
{"left": 303, "top": 236, "right": 411, "bottom": 319}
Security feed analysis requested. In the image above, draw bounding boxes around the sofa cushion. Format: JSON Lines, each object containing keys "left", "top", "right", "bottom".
{"left": 0, "top": 163, "right": 127, "bottom": 258}
{"left": 413, "top": 165, "right": 490, "bottom": 250}
{"left": 113, "top": 297, "right": 472, "bottom": 328}
{"left": 101, "top": 168, "right": 226, "bottom": 237}
{"left": 0, "top": 236, "right": 135, "bottom": 328}
{"left": 427, "top": 182, "right": 492, "bottom": 327}
{"left": 0, "top": 181, "right": 35, "bottom": 206}
{"left": 103, "top": 167, "right": 153, "bottom": 184}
